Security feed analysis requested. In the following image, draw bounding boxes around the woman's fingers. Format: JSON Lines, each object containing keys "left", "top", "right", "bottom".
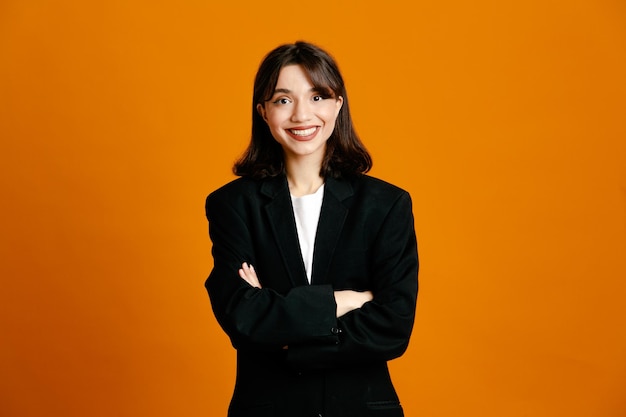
{"left": 239, "top": 262, "right": 262, "bottom": 288}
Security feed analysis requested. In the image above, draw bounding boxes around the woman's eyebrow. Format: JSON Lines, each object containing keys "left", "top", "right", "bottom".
{"left": 272, "top": 87, "right": 321, "bottom": 95}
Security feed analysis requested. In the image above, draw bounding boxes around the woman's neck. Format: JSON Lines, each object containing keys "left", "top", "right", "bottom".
{"left": 285, "top": 158, "right": 324, "bottom": 197}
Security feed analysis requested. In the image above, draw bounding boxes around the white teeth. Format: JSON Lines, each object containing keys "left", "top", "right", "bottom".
{"left": 289, "top": 127, "right": 316, "bottom": 136}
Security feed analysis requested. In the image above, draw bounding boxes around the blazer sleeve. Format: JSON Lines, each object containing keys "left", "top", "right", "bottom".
{"left": 205, "top": 191, "right": 339, "bottom": 351}
{"left": 286, "top": 191, "right": 419, "bottom": 369}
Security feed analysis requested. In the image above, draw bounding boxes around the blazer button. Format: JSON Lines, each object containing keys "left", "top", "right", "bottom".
{"left": 330, "top": 327, "right": 342, "bottom": 335}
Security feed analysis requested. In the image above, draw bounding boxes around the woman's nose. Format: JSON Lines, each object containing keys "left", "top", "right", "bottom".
{"left": 290, "top": 100, "right": 312, "bottom": 122}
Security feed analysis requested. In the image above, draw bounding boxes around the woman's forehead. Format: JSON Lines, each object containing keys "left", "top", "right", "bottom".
{"left": 275, "top": 64, "right": 335, "bottom": 92}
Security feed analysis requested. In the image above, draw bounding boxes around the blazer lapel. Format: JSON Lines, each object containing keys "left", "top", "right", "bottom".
{"left": 310, "top": 177, "right": 353, "bottom": 285}
{"left": 262, "top": 176, "right": 309, "bottom": 287}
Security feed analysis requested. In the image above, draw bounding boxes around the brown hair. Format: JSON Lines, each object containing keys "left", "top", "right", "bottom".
{"left": 233, "top": 41, "right": 372, "bottom": 179}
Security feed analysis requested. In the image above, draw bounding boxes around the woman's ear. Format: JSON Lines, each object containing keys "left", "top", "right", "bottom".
{"left": 335, "top": 96, "right": 344, "bottom": 115}
{"left": 256, "top": 103, "right": 267, "bottom": 122}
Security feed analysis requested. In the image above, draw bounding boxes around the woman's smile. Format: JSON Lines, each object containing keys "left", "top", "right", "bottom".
{"left": 287, "top": 126, "right": 319, "bottom": 139}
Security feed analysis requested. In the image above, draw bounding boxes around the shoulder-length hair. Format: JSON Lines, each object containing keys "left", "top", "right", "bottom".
{"left": 233, "top": 41, "right": 372, "bottom": 179}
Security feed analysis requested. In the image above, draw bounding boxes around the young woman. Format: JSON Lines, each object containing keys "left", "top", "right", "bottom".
{"left": 205, "top": 41, "right": 418, "bottom": 417}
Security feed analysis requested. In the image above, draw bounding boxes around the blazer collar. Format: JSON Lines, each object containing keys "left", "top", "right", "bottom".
{"left": 259, "top": 174, "right": 354, "bottom": 201}
{"left": 311, "top": 177, "right": 352, "bottom": 285}
{"left": 259, "top": 175, "right": 289, "bottom": 199}
{"left": 261, "top": 175, "right": 354, "bottom": 287}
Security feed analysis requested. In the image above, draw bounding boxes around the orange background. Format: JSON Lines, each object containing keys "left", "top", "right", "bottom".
{"left": 1, "top": 1, "right": 625, "bottom": 416}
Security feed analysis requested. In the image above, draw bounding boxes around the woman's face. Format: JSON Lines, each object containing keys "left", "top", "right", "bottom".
{"left": 257, "top": 64, "right": 343, "bottom": 165}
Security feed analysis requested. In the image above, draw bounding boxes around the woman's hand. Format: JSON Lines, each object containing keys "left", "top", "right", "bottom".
{"left": 334, "top": 290, "right": 373, "bottom": 318}
{"left": 238, "top": 262, "right": 262, "bottom": 288}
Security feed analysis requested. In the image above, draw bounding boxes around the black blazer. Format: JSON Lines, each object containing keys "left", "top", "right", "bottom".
{"left": 205, "top": 174, "right": 418, "bottom": 417}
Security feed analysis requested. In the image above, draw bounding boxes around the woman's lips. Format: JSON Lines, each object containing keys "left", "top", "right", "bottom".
{"left": 287, "top": 126, "right": 319, "bottom": 139}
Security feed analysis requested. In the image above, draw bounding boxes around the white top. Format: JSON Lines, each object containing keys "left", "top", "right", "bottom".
{"left": 290, "top": 184, "right": 325, "bottom": 284}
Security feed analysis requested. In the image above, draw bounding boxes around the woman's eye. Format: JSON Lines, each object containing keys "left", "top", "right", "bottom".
{"left": 312, "top": 95, "right": 324, "bottom": 102}
{"left": 272, "top": 98, "right": 291, "bottom": 105}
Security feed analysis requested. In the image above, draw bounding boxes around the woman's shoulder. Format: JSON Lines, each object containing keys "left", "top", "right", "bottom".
{"left": 209, "top": 176, "right": 255, "bottom": 196}
{"left": 333, "top": 175, "right": 413, "bottom": 220}
{"left": 205, "top": 177, "right": 262, "bottom": 218}
{"left": 349, "top": 174, "right": 410, "bottom": 200}
{"left": 206, "top": 175, "right": 287, "bottom": 205}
